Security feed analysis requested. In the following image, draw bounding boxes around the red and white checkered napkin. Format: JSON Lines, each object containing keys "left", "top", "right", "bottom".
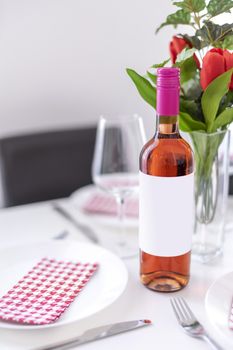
{"left": 0, "top": 257, "right": 98, "bottom": 325}
{"left": 83, "top": 193, "right": 139, "bottom": 217}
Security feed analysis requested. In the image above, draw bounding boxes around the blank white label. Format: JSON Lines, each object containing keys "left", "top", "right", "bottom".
{"left": 139, "top": 171, "right": 194, "bottom": 257}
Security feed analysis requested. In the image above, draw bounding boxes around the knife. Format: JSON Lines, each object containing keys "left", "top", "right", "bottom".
{"left": 33, "top": 319, "right": 152, "bottom": 350}
{"left": 52, "top": 202, "right": 99, "bottom": 244}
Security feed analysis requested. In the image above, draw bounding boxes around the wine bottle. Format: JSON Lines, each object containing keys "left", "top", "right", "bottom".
{"left": 139, "top": 67, "right": 194, "bottom": 292}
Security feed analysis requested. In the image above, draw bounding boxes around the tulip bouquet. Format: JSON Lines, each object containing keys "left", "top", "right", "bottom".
{"left": 127, "top": 0, "right": 233, "bottom": 134}
{"left": 127, "top": 0, "right": 233, "bottom": 256}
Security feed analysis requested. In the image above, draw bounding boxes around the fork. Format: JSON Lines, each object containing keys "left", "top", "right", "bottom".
{"left": 170, "top": 297, "right": 223, "bottom": 350}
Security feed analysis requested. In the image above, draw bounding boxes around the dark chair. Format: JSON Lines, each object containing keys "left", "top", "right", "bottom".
{"left": 0, "top": 127, "right": 96, "bottom": 207}
{"left": 229, "top": 176, "right": 233, "bottom": 195}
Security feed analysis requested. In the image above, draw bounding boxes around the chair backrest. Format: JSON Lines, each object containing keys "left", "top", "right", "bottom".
{"left": 229, "top": 175, "right": 233, "bottom": 195}
{"left": 0, "top": 127, "right": 96, "bottom": 207}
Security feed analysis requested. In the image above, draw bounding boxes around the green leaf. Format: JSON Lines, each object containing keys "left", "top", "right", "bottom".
{"left": 175, "top": 49, "right": 199, "bottom": 84}
{"left": 126, "top": 69, "right": 156, "bottom": 109}
{"left": 196, "top": 22, "right": 233, "bottom": 46}
{"left": 179, "top": 111, "right": 206, "bottom": 132}
{"left": 156, "top": 9, "right": 191, "bottom": 33}
{"left": 226, "top": 90, "right": 233, "bottom": 104}
{"left": 147, "top": 71, "right": 157, "bottom": 85}
{"left": 201, "top": 68, "right": 233, "bottom": 132}
{"left": 180, "top": 98, "right": 199, "bottom": 118}
{"left": 221, "top": 35, "right": 233, "bottom": 49}
{"left": 207, "top": 0, "right": 233, "bottom": 17}
{"left": 181, "top": 34, "right": 206, "bottom": 49}
{"left": 151, "top": 58, "right": 170, "bottom": 68}
{"left": 176, "top": 55, "right": 198, "bottom": 83}
{"left": 213, "top": 107, "right": 233, "bottom": 130}
{"left": 218, "top": 90, "right": 233, "bottom": 114}
{"left": 182, "top": 76, "right": 202, "bottom": 100}
{"left": 173, "top": 0, "right": 206, "bottom": 12}
{"left": 147, "top": 58, "right": 170, "bottom": 85}
{"left": 176, "top": 48, "right": 196, "bottom": 63}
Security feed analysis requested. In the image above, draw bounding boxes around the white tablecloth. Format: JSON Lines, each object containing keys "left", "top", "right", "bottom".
{"left": 0, "top": 197, "right": 233, "bottom": 349}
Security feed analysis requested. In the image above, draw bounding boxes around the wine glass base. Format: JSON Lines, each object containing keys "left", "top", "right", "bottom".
{"left": 113, "top": 242, "right": 139, "bottom": 259}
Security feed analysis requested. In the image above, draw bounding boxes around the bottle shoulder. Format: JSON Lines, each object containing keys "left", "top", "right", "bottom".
{"left": 140, "top": 135, "right": 194, "bottom": 176}
{"left": 141, "top": 135, "right": 193, "bottom": 156}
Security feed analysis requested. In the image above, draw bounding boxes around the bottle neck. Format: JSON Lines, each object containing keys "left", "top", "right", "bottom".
{"left": 156, "top": 115, "right": 179, "bottom": 135}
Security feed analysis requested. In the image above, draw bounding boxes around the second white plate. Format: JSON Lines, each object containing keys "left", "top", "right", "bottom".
{"left": 70, "top": 185, "right": 138, "bottom": 229}
{"left": 205, "top": 271, "right": 233, "bottom": 347}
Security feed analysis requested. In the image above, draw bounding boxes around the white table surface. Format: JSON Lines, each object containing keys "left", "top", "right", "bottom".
{"left": 0, "top": 196, "right": 233, "bottom": 350}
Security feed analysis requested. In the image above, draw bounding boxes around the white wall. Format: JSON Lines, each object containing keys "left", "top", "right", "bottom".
{"left": 0, "top": 0, "right": 183, "bottom": 138}
{"left": 0, "top": 0, "right": 202, "bottom": 138}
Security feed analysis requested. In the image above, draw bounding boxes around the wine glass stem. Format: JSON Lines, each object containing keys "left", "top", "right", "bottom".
{"left": 115, "top": 195, "right": 126, "bottom": 247}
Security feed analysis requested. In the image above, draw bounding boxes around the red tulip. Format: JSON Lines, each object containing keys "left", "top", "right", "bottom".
{"left": 169, "top": 36, "right": 200, "bottom": 68}
{"left": 223, "top": 50, "right": 233, "bottom": 89}
{"left": 170, "top": 36, "right": 188, "bottom": 64}
{"left": 200, "top": 48, "right": 233, "bottom": 90}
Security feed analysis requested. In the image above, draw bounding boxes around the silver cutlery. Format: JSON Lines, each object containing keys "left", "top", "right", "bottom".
{"left": 170, "top": 297, "right": 223, "bottom": 350}
{"left": 33, "top": 319, "right": 152, "bottom": 350}
{"left": 53, "top": 230, "right": 70, "bottom": 240}
{"left": 52, "top": 202, "right": 99, "bottom": 244}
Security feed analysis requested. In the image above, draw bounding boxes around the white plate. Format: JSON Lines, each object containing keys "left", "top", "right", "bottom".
{"left": 205, "top": 271, "right": 233, "bottom": 346}
{"left": 70, "top": 185, "right": 138, "bottom": 228}
{"left": 0, "top": 241, "right": 128, "bottom": 330}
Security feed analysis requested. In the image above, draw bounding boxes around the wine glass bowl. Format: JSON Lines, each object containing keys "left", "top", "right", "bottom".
{"left": 92, "top": 114, "right": 146, "bottom": 257}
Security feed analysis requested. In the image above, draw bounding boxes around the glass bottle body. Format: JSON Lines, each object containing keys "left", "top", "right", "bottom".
{"left": 139, "top": 116, "right": 194, "bottom": 292}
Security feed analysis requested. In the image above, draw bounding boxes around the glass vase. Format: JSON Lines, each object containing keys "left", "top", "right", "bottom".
{"left": 190, "top": 129, "right": 230, "bottom": 263}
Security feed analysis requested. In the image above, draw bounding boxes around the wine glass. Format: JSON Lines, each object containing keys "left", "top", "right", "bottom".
{"left": 92, "top": 114, "right": 146, "bottom": 258}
